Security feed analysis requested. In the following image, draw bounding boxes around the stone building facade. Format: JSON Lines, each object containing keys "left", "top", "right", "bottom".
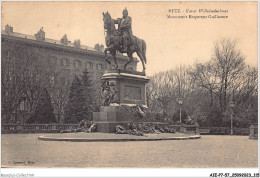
{"left": 1, "top": 25, "right": 137, "bottom": 123}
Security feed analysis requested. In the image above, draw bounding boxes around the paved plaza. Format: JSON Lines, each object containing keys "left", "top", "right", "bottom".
{"left": 1, "top": 134, "right": 258, "bottom": 168}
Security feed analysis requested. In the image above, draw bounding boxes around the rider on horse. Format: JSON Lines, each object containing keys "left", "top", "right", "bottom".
{"left": 103, "top": 9, "right": 147, "bottom": 72}
{"left": 113, "top": 8, "right": 134, "bottom": 53}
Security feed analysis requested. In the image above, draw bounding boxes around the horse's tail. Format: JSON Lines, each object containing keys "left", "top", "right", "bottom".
{"left": 141, "top": 39, "right": 147, "bottom": 64}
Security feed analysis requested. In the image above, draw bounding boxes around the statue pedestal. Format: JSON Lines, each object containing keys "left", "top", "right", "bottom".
{"left": 249, "top": 124, "right": 258, "bottom": 139}
{"left": 93, "top": 69, "right": 150, "bottom": 133}
{"left": 180, "top": 124, "right": 200, "bottom": 135}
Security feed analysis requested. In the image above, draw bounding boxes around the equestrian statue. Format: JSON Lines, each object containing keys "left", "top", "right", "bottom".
{"left": 103, "top": 8, "right": 147, "bottom": 72}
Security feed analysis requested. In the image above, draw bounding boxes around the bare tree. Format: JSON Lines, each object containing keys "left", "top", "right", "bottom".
{"left": 149, "top": 71, "right": 177, "bottom": 115}
{"left": 1, "top": 45, "right": 55, "bottom": 123}
{"left": 191, "top": 61, "right": 219, "bottom": 107}
{"left": 148, "top": 65, "right": 197, "bottom": 118}
{"left": 212, "top": 39, "right": 245, "bottom": 111}
{"left": 230, "top": 65, "right": 258, "bottom": 114}
{"left": 147, "top": 39, "right": 254, "bottom": 127}
{"left": 2, "top": 48, "right": 25, "bottom": 123}
{"left": 174, "top": 66, "right": 197, "bottom": 104}
{"left": 48, "top": 65, "right": 71, "bottom": 123}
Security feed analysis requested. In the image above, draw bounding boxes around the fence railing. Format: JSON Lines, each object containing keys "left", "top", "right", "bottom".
{"left": 2, "top": 123, "right": 181, "bottom": 134}
{"left": 2, "top": 124, "right": 249, "bottom": 135}
{"left": 2, "top": 124, "right": 78, "bottom": 133}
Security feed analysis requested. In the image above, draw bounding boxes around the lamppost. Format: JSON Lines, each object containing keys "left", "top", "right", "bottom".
{"left": 178, "top": 97, "right": 183, "bottom": 123}
{"left": 230, "top": 100, "right": 234, "bottom": 136}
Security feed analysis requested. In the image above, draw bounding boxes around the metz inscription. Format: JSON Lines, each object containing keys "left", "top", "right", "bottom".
{"left": 124, "top": 86, "right": 141, "bottom": 100}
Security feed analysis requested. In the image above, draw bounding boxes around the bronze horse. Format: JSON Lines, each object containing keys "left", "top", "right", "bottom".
{"left": 103, "top": 12, "right": 147, "bottom": 72}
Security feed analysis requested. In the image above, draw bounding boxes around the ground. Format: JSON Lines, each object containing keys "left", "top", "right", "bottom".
{"left": 1, "top": 133, "right": 258, "bottom": 168}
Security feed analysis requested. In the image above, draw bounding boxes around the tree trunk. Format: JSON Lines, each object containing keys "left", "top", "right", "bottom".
{"left": 210, "top": 90, "right": 214, "bottom": 107}
{"left": 14, "top": 106, "right": 18, "bottom": 123}
{"left": 223, "top": 75, "right": 228, "bottom": 111}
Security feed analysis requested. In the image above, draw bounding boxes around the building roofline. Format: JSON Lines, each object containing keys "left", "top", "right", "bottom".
{"left": 2, "top": 31, "right": 138, "bottom": 63}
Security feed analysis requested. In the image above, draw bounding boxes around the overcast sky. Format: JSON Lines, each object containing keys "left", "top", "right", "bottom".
{"left": 2, "top": 1, "right": 257, "bottom": 76}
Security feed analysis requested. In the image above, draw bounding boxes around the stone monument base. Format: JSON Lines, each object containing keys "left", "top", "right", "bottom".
{"left": 180, "top": 124, "right": 200, "bottom": 135}
{"left": 94, "top": 69, "right": 151, "bottom": 133}
{"left": 93, "top": 106, "right": 156, "bottom": 133}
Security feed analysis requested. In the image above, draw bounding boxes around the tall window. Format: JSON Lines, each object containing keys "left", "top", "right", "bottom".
{"left": 74, "top": 60, "right": 82, "bottom": 67}
{"left": 60, "top": 58, "right": 64, "bottom": 66}
{"left": 96, "top": 64, "right": 103, "bottom": 70}
{"left": 65, "top": 59, "right": 70, "bottom": 66}
{"left": 61, "top": 77, "right": 66, "bottom": 85}
{"left": 64, "top": 69, "right": 71, "bottom": 86}
{"left": 7, "top": 50, "right": 11, "bottom": 58}
{"left": 48, "top": 56, "right": 57, "bottom": 66}
{"left": 20, "top": 101, "right": 25, "bottom": 111}
{"left": 52, "top": 57, "right": 57, "bottom": 65}
{"left": 50, "top": 75, "right": 55, "bottom": 85}
{"left": 60, "top": 58, "right": 70, "bottom": 66}
{"left": 35, "top": 74, "right": 40, "bottom": 82}
{"left": 85, "top": 62, "right": 92, "bottom": 69}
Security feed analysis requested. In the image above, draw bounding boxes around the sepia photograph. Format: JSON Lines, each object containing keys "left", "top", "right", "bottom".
{"left": 1, "top": 1, "right": 258, "bottom": 177}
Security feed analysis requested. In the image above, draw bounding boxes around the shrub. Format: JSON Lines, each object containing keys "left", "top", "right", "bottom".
{"left": 26, "top": 88, "right": 56, "bottom": 124}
